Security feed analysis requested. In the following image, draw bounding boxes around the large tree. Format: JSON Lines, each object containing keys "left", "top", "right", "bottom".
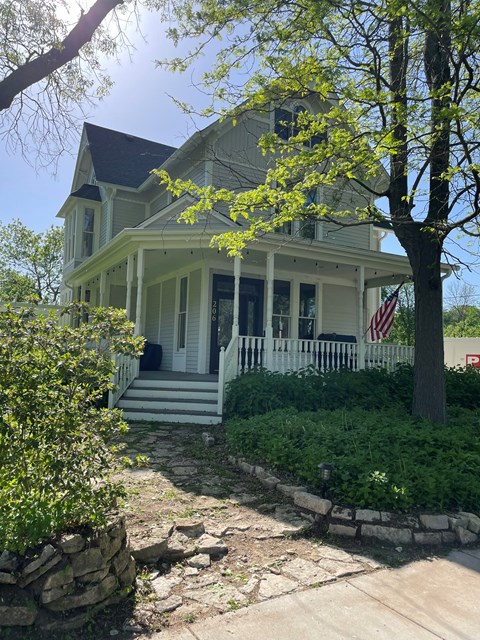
{"left": 0, "top": 0, "right": 157, "bottom": 166}
{"left": 0, "top": 220, "right": 63, "bottom": 303}
{"left": 160, "top": 0, "right": 480, "bottom": 423}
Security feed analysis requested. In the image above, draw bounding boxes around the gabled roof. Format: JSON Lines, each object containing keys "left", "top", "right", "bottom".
{"left": 84, "top": 123, "right": 177, "bottom": 189}
{"left": 70, "top": 184, "right": 102, "bottom": 201}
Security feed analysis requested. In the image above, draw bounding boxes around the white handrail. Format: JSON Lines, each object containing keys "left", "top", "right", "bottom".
{"left": 217, "top": 336, "right": 239, "bottom": 415}
{"left": 108, "top": 353, "right": 139, "bottom": 408}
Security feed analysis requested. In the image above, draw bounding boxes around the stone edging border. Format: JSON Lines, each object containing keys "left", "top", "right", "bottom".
{"left": 228, "top": 455, "right": 480, "bottom": 547}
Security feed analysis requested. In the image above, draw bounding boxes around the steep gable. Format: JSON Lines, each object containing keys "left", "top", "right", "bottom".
{"left": 84, "top": 123, "right": 177, "bottom": 189}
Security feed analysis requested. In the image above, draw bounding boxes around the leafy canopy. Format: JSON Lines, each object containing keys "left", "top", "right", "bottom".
{"left": 0, "top": 220, "right": 63, "bottom": 303}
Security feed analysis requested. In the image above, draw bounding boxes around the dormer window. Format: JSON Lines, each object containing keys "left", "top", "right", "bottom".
{"left": 274, "top": 106, "right": 327, "bottom": 146}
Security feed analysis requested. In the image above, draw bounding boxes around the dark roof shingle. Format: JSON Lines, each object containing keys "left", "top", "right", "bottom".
{"left": 70, "top": 184, "right": 102, "bottom": 201}
{"left": 84, "top": 123, "right": 176, "bottom": 189}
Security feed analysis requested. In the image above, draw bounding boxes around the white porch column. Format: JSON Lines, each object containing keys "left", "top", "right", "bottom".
{"left": 125, "top": 254, "right": 134, "bottom": 320}
{"left": 265, "top": 252, "right": 275, "bottom": 369}
{"left": 232, "top": 256, "right": 241, "bottom": 338}
{"left": 357, "top": 266, "right": 366, "bottom": 370}
{"left": 99, "top": 271, "right": 107, "bottom": 307}
{"left": 134, "top": 248, "right": 145, "bottom": 336}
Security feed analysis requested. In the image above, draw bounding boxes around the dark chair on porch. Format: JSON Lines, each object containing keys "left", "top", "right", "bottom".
{"left": 317, "top": 333, "right": 357, "bottom": 370}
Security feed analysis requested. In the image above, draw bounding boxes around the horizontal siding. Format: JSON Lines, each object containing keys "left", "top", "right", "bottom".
{"left": 145, "top": 284, "right": 161, "bottom": 344}
{"left": 214, "top": 117, "right": 270, "bottom": 170}
{"left": 110, "top": 285, "right": 126, "bottom": 310}
{"left": 182, "top": 162, "right": 205, "bottom": 187}
{"left": 212, "top": 160, "right": 266, "bottom": 194}
{"left": 160, "top": 278, "right": 175, "bottom": 371}
{"left": 150, "top": 190, "right": 170, "bottom": 216}
{"left": 322, "top": 284, "right": 357, "bottom": 336}
{"left": 144, "top": 210, "right": 231, "bottom": 232}
{"left": 112, "top": 199, "right": 145, "bottom": 236}
{"left": 186, "top": 270, "right": 201, "bottom": 373}
{"left": 320, "top": 186, "right": 371, "bottom": 250}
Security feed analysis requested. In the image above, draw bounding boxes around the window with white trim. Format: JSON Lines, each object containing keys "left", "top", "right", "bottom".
{"left": 82, "top": 208, "right": 95, "bottom": 257}
{"left": 273, "top": 280, "right": 291, "bottom": 338}
{"left": 299, "top": 283, "right": 316, "bottom": 339}
{"left": 274, "top": 105, "right": 327, "bottom": 146}
{"left": 177, "top": 276, "right": 188, "bottom": 350}
{"left": 65, "top": 210, "right": 77, "bottom": 262}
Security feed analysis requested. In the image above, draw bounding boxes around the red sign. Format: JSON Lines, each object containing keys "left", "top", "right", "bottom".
{"left": 466, "top": 354, "right": 480, "bottom": 367}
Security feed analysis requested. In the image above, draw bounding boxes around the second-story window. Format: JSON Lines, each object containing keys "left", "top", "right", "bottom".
{"left": 274, "top": 106, "right": 327, "bottom": 147}
{"left": 82, "top": 208, "right": 94, "bottom": 257}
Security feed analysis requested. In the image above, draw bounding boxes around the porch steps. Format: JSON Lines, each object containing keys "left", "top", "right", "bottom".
{"left": 118, "top": 375, "right": 222, "bottom": 425}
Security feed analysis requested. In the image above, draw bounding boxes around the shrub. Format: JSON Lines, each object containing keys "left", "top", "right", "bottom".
{"left": 224, "top": 364, "right": 480, "bottom": 419}
{"left": 225, "top": 407, "right": 480, "bottom": 512}
{"left": 0, "top": 304, "right": 144, "bottom": 553}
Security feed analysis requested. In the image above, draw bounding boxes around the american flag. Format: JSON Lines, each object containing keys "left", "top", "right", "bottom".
{"left": 368, "top": 285, "right": 402, "bottom": 342}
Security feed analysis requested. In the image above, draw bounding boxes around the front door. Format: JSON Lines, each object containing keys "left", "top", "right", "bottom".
{"left": 209, "top": 274, "right": 264, "bottom": 373}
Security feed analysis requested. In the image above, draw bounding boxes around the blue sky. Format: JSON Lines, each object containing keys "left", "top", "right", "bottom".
{"left": 0, "top": 9, "right": 478, "bottom": 305}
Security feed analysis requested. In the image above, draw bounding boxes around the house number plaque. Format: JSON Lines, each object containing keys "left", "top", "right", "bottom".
{"left": 211, "top": 300, "right": 217, "bottom": 322}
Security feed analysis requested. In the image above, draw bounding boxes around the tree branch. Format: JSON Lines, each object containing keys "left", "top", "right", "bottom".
{"left": 0, "top": 0, "right": 124, "bottom": 111}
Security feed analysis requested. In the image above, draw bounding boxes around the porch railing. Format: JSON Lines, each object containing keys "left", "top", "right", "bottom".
{"left": 365, "top": 343, "right": 414, "bottom": 372}
{"left": 108, "top": 353, "right": 139, "bottom": 409}
{"left": 236, "top": 336, "right": 414, "bottom": 375}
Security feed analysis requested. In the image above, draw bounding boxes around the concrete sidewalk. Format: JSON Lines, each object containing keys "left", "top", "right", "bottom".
{"left": 158, "top": 548, "right": 480, "bottom": 640}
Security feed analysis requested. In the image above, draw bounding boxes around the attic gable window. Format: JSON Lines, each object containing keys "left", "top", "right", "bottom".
{"left": 274, "top": 106, "right": 327, "bottom": 147}
{"left": 82, "top": 208, "right": 95, "bottom": 257}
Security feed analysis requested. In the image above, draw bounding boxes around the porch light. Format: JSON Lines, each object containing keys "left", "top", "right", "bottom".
{"left": 318, "top": 462, "right": 334, "bottom": 498}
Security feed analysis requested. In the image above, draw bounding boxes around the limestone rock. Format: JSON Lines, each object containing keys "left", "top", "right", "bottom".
{"left": 187, "top": 554, "right": 211, "bottom": 569}
{"left": 276, "top": 484, "right": 307, "bottom": 498}
{"left": 151, "top": 575, "right": 182, "bottom": 600}
{"left": 456, "top": 526, "right": 478, "bottom": 545}
{"left": 111, "top": 547, "right": 131, "bottom": 576}
{"left": 331, "top": 506, "right": 353, "bottom": 521}
{"left": 70, "top": 548, "right": 106, "bottom": 578}
{"left": 46, "top": 575, "right": 118, "bottom": 611}
{"left": 458, "top": 512, "right": 480, "bottom": 535}
{"left": 43, "top": 562, "right": 74, "bottom": 591}
{"left": 238, "top": 461, "right": 255, "bottom": 474}
{"left": 0, "top": 586, "right": 38, "bottom": 626}
{"left": 281, "top": 558, "right": 333, "bottom": 586}
{"left": 0, "top": 572, "right": 16, "bottom": 585}
{"left": 257, "top": 574, "right": 297, "bottom": 600}
{"left": 196, "top": 534, "right": 227, "bottom": 557}
{"left": 419, "top": 514, "right": 449, "bottom": 530}
{"left": 183, "top": 583, "right": 246, "bottom": 612}
{"left": 19, "top": 554, "right": 62, "bottom": 587}
{"left": 118, "top": 557, "right": 136, "bottom": 589}
{"left": 260, "top": 476, "right": 282, "bottom": 490}
{"left": 413, "top": 532, "right": 442, "bottom": 545}
{"left": 102, "top": 535, "right": 123, "bottom": 562}
{"left": 356, "top": 509, "right": 381, "bottom": 522}
{"left": 36, "top": 610, "right": 87, "bottom": 631}
{"left": 76, "top": 567, "right": 110, "bottom": 584}
{"left": 0, "top": 551, "right": 19, "bottom": 572}
{"left": 175, "top": 519, "right": 205, "bottom": 538}
{"left": 22, "top": 545, "right": 56, "bottom": 577}
{"left": 362, "top": 524, "right": 413, "bottom": 545}
{"left": 57, "top": 534, "right": 85, "bottom": 554}
{"left": 293, "top": 491, "right": 332, "bottom": 516}
{"left": 130, "top": 530, "right": 171, "bottom": 563}
{"left": 155, "top": 595, "right": 183, "bottom": 614}
{"left": 328, "top": 523, "right": 358, "bottom": 538}
{"left": 41, "top": 584, "right": 73, "bottom": 605}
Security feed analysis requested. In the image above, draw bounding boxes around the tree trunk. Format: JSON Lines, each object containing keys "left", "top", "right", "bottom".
{"left": 400, "top": 229, "right": 446, "bottom": 423}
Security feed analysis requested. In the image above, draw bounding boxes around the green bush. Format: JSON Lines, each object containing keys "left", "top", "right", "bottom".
{"left": 224, "top": 364, "right": 480, "bottom": 419}
{"left": 0, "top": 304, "right": 144, "bottom": 553}
{"left": 225, "top": 407, "right": 480, "bottom": 512}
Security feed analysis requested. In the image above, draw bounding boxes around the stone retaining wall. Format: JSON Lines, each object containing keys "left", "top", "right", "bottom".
{"left": 230, "top": 456, "right": 480, "bottom": 547}
{"left": 0, "top": 515, "right": 135, "bottom": 632}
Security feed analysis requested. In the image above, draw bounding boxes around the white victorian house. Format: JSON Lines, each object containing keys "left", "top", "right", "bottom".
{"left": 57, "top": 98, "right": 453, "bottom": 424}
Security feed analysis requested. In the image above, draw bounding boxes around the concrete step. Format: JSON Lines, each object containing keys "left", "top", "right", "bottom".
{"left": 121, "top": 407, "right": 222, "bottom": 425}
{"left": 130, "top": 379, "right": 218, "bottom": 391}
{"left": 118, "top": 398, "right": 218, "bottom": 412}
{"left": 125, "top": 388, "right": 218, "bottom": 401}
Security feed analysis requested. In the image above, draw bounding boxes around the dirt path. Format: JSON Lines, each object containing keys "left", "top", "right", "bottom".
{"left": 25, "top": 422, "right": 431, "bottom": 640}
